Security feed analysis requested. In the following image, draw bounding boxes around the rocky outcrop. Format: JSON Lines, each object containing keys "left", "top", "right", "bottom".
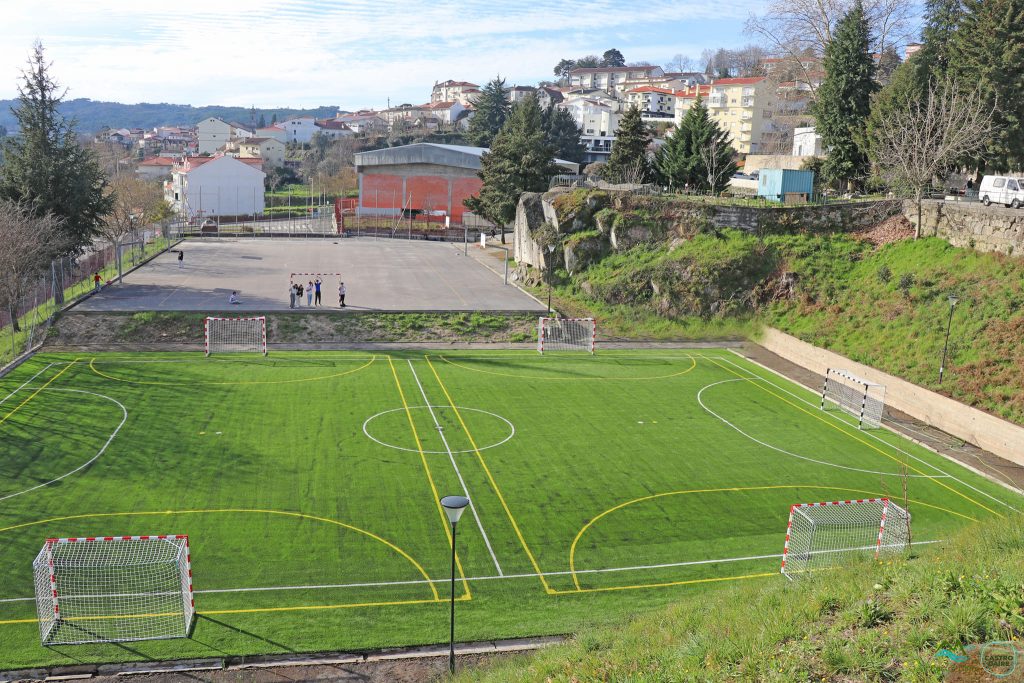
{"left": 564, "top": 233, "right": 608, "bottom": 275}
{"left": 513, "top": 192, "right": 551, "bottom": 270}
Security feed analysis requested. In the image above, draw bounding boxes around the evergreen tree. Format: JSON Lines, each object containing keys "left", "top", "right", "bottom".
{"left": 868, "top": 61, "right": 926, "bottom": 162}
{"left": 271, "top": 113, "right": 278, "bottom": 124}
{"left": 602, "top": 105, "right": 653, "bottom": 183}
{"left": 813, "top": 1, "right": 877, "bottom": 189}
{"left": 655, "top": 98, "right": 736, "bottom": 193}
{"left": 467, "top": 76, "right": 511, "bottom": 148}
{"left": 464, "top": 95, "right": 557, "bottom": 241}
{"left": 919, "top": 0, "right": 965, "bottom": 81}
{"left": 654, "top": 115, "right": 695, "bottom": 188}
{"left": 601, "top": 49, "right": 626, "bottom": 67}
{"left": 541, "top": 105, "right": 586, "bottom": 164}
{"left": 258, "top": 113, "right": 267, "bottom": 128}
{"left": 0, "top": 42, "right": 111, "bottom": 263}
{"left": 950, "top": 0, "right": 1024, "bottom": 172}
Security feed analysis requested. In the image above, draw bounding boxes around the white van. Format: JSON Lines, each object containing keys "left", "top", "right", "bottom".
{"left": 979, "top": 175, "right": 1024, "bottom": 208}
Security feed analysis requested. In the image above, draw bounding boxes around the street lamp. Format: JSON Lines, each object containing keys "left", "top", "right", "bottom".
{"left": 546, "top": 244, "right": 556, "bottom": 314}
{"left": 440, "top": 495, "right": 469, "bottom": 676}
{"left": 939, "top": 293, "right": 960, "bottom": 384}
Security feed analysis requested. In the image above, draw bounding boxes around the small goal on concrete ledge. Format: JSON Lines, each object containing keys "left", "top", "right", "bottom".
{"left": 537, "top": 317, "right": 596, "bottom": 354}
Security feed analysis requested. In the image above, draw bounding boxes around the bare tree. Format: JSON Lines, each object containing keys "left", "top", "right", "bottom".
{"left": 100, "top": 176, "right": 165, "bottom": 282}
{"left": 664, "top": 54, "right": 693, "bottom": 73}
{"left": 698, "top": 135, "right": 735, "bottom": 195}
{"left": 747, "top": 0, "right": 915, "bottom": 91}
{"left": 871, "top": 79, "right": 995, "bottom": 238}
{"left": 0, "top": 200, "right": 64, "bottom": 332}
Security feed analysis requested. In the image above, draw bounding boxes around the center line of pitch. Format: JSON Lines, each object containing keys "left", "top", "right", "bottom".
{"left": 407, "top": 360, "right": 503, "bottom": 576}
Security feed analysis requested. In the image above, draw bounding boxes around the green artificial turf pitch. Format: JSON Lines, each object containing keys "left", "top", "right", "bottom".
{"left": 0, "top": 349, "right": 1019, "bottom": 669}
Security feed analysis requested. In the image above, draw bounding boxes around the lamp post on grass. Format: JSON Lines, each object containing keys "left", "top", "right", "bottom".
{"left": 440, "top": 495, "right": 469, "bottom": 675}
{"left": 939, "top": 293, "right": 959, "bottom": 384}
{"left": 546, "top": 243, "right": 556, "bottom": 315}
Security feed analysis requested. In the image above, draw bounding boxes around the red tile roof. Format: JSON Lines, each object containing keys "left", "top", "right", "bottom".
{"left": 628, "top": 86, "right": 676, "bottom": 95}
{"left": 139, "top": 156, "right": 175, "bottom": 167}
{"left": 710, "top": 77, "right": 767, "bottom": 86}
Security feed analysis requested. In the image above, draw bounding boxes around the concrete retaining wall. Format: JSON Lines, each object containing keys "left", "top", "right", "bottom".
{"left": 759, "top": 328, "right": 1024, "bottom": 466}
{"left": 906, "top": 199, "right": 1024, "bottom": 257}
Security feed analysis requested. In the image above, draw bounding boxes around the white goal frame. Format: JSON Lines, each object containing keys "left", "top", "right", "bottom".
{"left": 204, "top": 316, "right": 267, "bottom": 356}
{"left": 820, "top": 368, "right": 886, "bottom": 429}
{"left": 537, "top": 317, "right": 596, "bottom": 354}
{"left": 33, "top": 535, "right": 195, "bottom": 645}
{"left": 781, "top": 498, "right": 910, "bottom": 580}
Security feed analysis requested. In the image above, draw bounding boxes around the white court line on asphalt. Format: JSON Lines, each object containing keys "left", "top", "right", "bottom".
{"left": 407, "top": 360, "right": 504, "bottom": 576}
{"left": 717, "top": 354, "right": 1020, "bottom": 512}
{"left": 0, "top": 540, "right": 944, "bottom": 603}
{"left": 0, "top": 363, "right": 54, "bottom": 407}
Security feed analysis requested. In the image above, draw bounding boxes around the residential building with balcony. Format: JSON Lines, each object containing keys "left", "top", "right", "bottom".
{"left": 625, "top": 86, "right": 676, "bottom": 121}
{"left": 675, "top": 77, "right": 776, "bottom": 155}
{"left": 568, "top": 65, "right": 665, "bottom": 95}
{"left": 164, "top": 155, "right": 265, "bottom": 219}
{"left": 560, "top": 97, "right": 621, "bottom": 163}
{"left": 431, "top": 80, "right": 480, "bottom": 106}
{"left": 238, "top": 137, "right": 286, "bottom": 167}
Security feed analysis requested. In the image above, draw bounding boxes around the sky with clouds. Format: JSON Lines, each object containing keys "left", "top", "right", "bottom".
{"left": 0, "top": 0, "right": 768, "bottom": 110}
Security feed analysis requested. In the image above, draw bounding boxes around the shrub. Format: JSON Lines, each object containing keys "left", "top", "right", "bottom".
{"left": 877, "top": 264, "right": 892, "bottom": 284}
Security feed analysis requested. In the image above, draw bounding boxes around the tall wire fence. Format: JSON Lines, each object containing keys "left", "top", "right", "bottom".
{"left": 0, "top": 223, "right": 181, "bottom": 369}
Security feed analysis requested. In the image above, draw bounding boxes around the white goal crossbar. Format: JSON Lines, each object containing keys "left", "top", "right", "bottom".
{"left": 289, "top": 272, "right": 342, "bottom": 284}
{"left": 205, "top": 316, "right": 267, "bottom": 356}
{"left": 781, "top": 498, "right": 910, "bottom": 580}
{"left": 33, "top": 535, "right": 195, "bottom": 645}
{"left": 820, "top": 368, "right": 886, "bottom": 429}
{"left": 538, "top": 317, "right": 596, "bottom": 354}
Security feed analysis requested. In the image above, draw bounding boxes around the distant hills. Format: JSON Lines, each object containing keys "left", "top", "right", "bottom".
{"left": 0, "top": 98, "right": 341, "bottom": 135}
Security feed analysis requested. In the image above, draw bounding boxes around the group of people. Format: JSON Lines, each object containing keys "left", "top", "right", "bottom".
{"left": 289, "top": 278, "right": 347, "bottom": 308}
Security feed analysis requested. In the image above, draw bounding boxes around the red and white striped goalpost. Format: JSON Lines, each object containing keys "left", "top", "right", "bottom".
{"left": 204, "top": 316, "right": 267, "bottom": 356}
{"left": 781, "top": 497, "right": 910, "bottom": 579}
{"left": 33, "top": 535, "right": 195, "bottom": 645}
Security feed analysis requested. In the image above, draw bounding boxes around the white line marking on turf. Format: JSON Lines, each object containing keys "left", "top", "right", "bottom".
{"left": 697, "top": 378, "right": 944, "bottom": 478}
{"left": 0, "top": 540, "right": 944, "bottom": 603}
{"left": 717, "top": 354, "right": 1020, "bottom": 512}
{"left": 362, "top": 407, "right": 515, "bottom": 454}
{"left": 0, "top": 388, "right": 128, "bottom": 504}
{"left": 0, "top": 363, "right": 54, "bottom": 407}
{"left": 407, "top": 360, "right": 504, "bottom": 576}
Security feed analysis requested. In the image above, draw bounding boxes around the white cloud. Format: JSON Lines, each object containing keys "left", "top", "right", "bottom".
{"left": 0, "top": 0, "right": 761, "bottom": 109}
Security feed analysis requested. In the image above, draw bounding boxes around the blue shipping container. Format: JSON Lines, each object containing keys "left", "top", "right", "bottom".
{"left": 757, "top": 169, "right": 815, "bottom": 202}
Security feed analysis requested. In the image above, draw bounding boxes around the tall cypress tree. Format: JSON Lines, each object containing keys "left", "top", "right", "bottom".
{"left": 654, "top": 97, "right": 735, "bottom": 192}
{"left": 541, "top": 104, "right": 586, "bottom": 164}
{"left": 467, "top": 76, "right": 511, "bottom": 148}
{"left": 813, "top": 1, "right": 877, "bottom": 189}
{"left": 602, "top": 105, "right": 652, "bottom": 183}
{"left": 950, "top": 0, "right": 1024, "bottom": 172}
{"left": 464, "top": 95, "right": 557, "bottom": 240}
{"left": 0, "top": 42, "right": 111, "bottom": 261}
{"left": 919, "top": 0, "right": 965, "bottom": 81}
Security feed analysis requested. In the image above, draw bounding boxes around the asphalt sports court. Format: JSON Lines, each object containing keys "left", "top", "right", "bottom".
{"left": 74, "top": 237, "right": 542, "bottom": 312}
{"left": 0, "top": 349, "right": 1019, "bottom": 669}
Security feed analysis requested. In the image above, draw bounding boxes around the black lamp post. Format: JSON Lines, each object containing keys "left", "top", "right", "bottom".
{"left": 546, "top": 244, "right": 556, "bottom": 314}
{"left": 440, "top": 495, "right": 469, "bottom": 675}
{"left": 939, "top": 293, "right": 959, "bottom": 384}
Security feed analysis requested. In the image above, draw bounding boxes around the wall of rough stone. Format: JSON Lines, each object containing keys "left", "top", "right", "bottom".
{"left": 711, "top": 200, "right": 902, "bottom": 234}
{"left": 905, "top": 199, "right": 1024, "bottom": 256}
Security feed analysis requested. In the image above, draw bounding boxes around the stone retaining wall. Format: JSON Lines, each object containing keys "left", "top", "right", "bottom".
{"left": 759, "top": 328, "right": 1024, "bottom": 466}
{"left": 905, "top": 199, "right": 1024, "bottom": 256}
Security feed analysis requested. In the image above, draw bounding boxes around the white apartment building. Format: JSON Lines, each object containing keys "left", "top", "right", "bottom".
{"left": 238, "top": 137, "right": 286, "bottom": 167}
{"left": 431, "top": 80, "right": 480, "bottom": 105}
{"left": 569, "top": 65, "right": 664, "bottom": 95}
{"left": 255, "top": 124, "right": 287, "bottom": 143}
{"left": 165, "top": 155, "right": 265, "bottom": 219}
{"left": 196, "top": 117, "right": 233, "bottom": 155}
{"left": 560, "top": 97, "right": 621, "bottom": 163}
{"left": 625, "top": 86, "right": 676, "bottom": 120}
{"left": 279, "top": 117, "right": 317, "bottom": 144}
{"left": 314, "top": 119, "right": 355, "bottom": 139}
{"left": 792, "top": 127, "right": 823, "bottom": 156}
{"left": 507, "top": 86, "right": 536, "bottom": 104}
{"left": 674, "top": 78, "right": 777, "bottom": 155}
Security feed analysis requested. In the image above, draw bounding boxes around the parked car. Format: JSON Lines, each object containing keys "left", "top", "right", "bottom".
{"left": 978, "top": 175, "right": 1024, "bottom": 208}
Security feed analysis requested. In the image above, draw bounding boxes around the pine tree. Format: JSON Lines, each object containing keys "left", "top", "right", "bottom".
{"left": 950, "top": 0, "right": 1024, "bottom": 172}
{"left": 467, "top": 76, "right": 511, "bottom": 148}
{"left": 258, "top": 113, "right": 267, "bottom": 128}
{"left": 602, "top": 105, "right": 653, "bottom": 183}
{"left": 542, "top": 105, "right": 586, "bottom": 164}
{"left": 464, "top": 95, "right": 557, "bottom": 241}
{"left": 0, "top": 42, "right": 112, "bottom": 264}
{"left": 602, "top": 49, "right": 626, "bottom": 67}
{"left": 813, "top": 1, "right": 877, "bottom": 189}
{"left": 683, "top": 98, "right": 737, "bottom": 193}
{"left": 919, "top": 0, "right": 965, "bottom": 81}
{"left": 271, "top": 113, "right": 278, "bottom": 124}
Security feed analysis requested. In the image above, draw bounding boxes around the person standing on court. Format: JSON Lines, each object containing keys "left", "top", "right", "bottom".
{"left": 177, "top": 250, "right": 184, "bottom": 269}
{"left": 306, "top": 280, "right": 314, "bottom": 307}
{"left": 338, "top": 281, "right": 346, "bottom": 308}
{"left": 314, "top": 277, "right": 322, "bottom": 306}
{"left": 289, "top": 283, "right": 296, "bottom": 309}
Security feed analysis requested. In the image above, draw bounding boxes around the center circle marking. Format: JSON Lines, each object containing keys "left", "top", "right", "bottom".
{"left": 362, "top": 406, "right": 515, "bottom": 454}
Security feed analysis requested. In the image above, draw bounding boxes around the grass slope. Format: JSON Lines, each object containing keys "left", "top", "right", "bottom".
{"left": 459, "top": 513, "right": 1024, "bottom": 682}
{"left": 0, "top": 350, "right": 1017, "bottom": 670}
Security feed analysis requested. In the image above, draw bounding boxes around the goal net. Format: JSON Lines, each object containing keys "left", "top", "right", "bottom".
{"left": 538, "top": 317, "right": 596, "bottom": 354}
{"left": 205, "top": 316, "right": 267, "bottom": 355}
{"left": 33, "top": 535, "right": 195, "bottom": 645}
{"left": 820, "top": 368, "right": 886, "bottom": 429}
{"left": 781, "top": 498, "right": 910, "bottom": 579}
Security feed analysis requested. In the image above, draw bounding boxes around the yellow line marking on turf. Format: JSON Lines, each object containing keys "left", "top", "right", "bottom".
{"left": 704, "top": 357, "right": 1003, "bottom": 518}
{"left": 0, "top": 361, "right": 78, "bottom": 427}
{"left": 437, "top": 354, "right": 697, "bottom": 381}
{"left": 87, "top": 356, "right": 376, "bottom": 386}
{"left": 567, "top": 484, "right": 975, "bottom": 592}
{"left": 0, "top": 508, "right": 438, "bottom": 603}
{"left": 425, "top": 356, "right": 555, "bottom": 595}
{"left": 387, "top": 356, "right": 471, "bottom": 599}
{"left": 551, "top": 572, "right": 779, "bottom": 595}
